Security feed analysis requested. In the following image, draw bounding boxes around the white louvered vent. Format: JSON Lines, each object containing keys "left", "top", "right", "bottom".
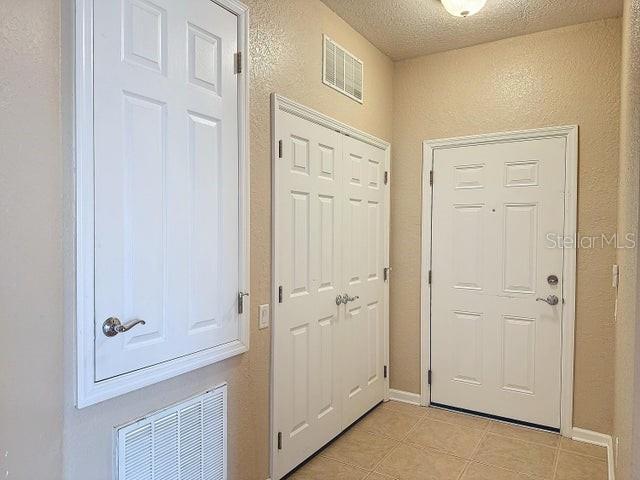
{"left": 323, "top": 35, "right": 363, "bottom": 103}
{"left": 116, "top": 385, "right": 227, "bottom": 480}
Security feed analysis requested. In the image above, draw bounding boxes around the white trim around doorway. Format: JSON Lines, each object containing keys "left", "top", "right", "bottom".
{"left": 420, "top": 126, "right": 578, "bottom": 436}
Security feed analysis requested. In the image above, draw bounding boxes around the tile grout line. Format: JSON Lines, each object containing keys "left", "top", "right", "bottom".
{"left": 456, "top": 462, "right": 472, "bottom": 480}
{"left": 321, "top": 403, "right": 429, "bottom": 475}
{"left": 557, "top": 445, "right": 609, "bottom": 462}
{"left": 469, "top": 424, "right": 559, "bottom": 479}
{"left": 365, "top": 405, "right": 431, "bottom": 476}
{"left": 316, "top": 453, "right": 375, "bottom": 474}
{"left": 457, "top": 416, "right": 492, "bottom": 479}
{"left": 551, "top": 443, "right": 561, "bottom": 480}
{"left": 368, "top": 441, "right": 403, "bottom": 478}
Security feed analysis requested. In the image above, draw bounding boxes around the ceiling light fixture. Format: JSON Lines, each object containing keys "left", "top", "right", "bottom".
{"left": 441, "top": 0, "right": 487, "bottom": 17}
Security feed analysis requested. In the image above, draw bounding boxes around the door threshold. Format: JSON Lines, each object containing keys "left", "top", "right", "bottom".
{"left": 430, "top": 402, "right": 560, "bottom": 433}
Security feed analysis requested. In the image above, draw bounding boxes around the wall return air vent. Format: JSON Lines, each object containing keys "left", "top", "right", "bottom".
{"left": 116, "top": 385, "right": 227, "bottom": 480}
{"left": 323, "top": 35, "right": 364, "bottom": 103}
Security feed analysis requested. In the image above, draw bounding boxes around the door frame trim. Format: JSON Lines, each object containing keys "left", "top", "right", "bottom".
{"left": 420, "top": 126, "right": 578, "bottom": 436}
{"left": 270, "top": 93, "right": 391, "bottom": 478}
{"left": 71, "top": 0, "right": 250, "bottom": 408}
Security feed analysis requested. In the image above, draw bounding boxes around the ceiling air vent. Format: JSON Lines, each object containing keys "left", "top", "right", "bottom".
{"left": 116, "top": 385, "right": 227, "bottom": 480}
{"left": 323, "top": 35, "right": 363, "bottom": 104}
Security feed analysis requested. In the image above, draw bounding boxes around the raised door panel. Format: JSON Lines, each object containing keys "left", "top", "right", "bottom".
{"left": 451, "top": 311, "right": 483, "bottom": 386}
{"left": 123, "top": 0, "right": 167, "bottom": 73}
{"left": 186, "top": 113, "right": 220, "bottom": 333}
{"left": 502, "top": 204, "right": 538, "bottom": 295}
{"left": 501, "top": 315, "right": 536, "bottom": 395}
{"left": 290, "top": 192, "right": 311, "bottom": 297}
{"left": 290, "top": 323, "right": 311, "bottom": 440}
{"left": 452, "top": 204, "right": 485, "bottom": 291}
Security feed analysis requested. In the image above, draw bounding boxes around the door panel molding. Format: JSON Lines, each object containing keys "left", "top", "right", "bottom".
{"left": 72, "top": 0, "right": 250, "bottom": 408}
{"left": 421, "top": 126, "right": 578, "bottom": 436}
{"left": 271, "top": 94, "right": 390, "bottom": 479}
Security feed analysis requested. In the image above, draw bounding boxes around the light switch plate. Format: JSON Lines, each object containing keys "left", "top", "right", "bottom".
{"left": 259, "top": 304, "right": 270, "bottom": 329}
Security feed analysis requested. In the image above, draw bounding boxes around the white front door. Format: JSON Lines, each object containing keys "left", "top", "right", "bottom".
{"left": 93, "top": 0, "right": 239, "bottom": 380}
{"left": 273, "top": 108, "right": 388, "bottom": 479}
{"left": 430, "top": 136, "right": 566, "bottom": 428}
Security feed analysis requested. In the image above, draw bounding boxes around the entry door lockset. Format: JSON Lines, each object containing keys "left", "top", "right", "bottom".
{"left": 547, "top": 274, "right": 559, "bottom": 286}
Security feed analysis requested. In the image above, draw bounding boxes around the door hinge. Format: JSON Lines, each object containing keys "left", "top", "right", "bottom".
{"left": 278, "top": 286, "right": 283, "bottom": 303}
{"left": 278, "top": 139, "right": 283, "bottom": 158}
{"left": 428, "top": 270, "right": 432, "bottom": 285}
{"left": 384, "top": 171, "right": 389, "bottom": 185}
{"left": 383, "top": 266, "right": 392, "bottom": 282}
{"left": 384, "top": 365, "right": 388, "bottom": 379}
{"left": 429, "top": 170, "right": 433, "bottom": 186}
{"left": 427, "top": 369, "right": 432, "bottom": 386}
{"left": 277, "top": 432, "right": 283, "bottom": 450}
{"left": 238, "top": 291, "right": 249, "bottom": 314}
{"left": 234, "top": 51, "right": 242, "bottom": 74}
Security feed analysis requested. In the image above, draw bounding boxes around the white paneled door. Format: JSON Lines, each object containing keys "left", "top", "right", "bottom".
{"left": 273, "top": 104, "right": 389, "bottom": 479}
{"left": 93, "top": 0, "right": 239, "bottom": 381}
{"left": 430, "top": 137, "right": 566, "bottom": 428}
{"left": 341, "top": 135, "right": 387, "bottom": 427}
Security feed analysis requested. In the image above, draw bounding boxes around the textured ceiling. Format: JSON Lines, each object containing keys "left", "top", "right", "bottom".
{"left": 320, "top": 0, "right": 623, "bottom": 60}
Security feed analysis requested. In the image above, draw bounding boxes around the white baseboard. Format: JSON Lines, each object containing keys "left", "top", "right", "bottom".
{"left": 571, "top": 428, "right": 615, "bottom": 480}
{"left": 388, "top": 389, "right": 422, "bottom": 405}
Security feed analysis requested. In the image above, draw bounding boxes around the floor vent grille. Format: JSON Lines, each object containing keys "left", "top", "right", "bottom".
{"left": 116, "top": 385, "right": 227, "bottom": 480}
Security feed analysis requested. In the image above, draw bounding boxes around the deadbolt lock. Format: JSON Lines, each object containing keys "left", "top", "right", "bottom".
{"left": 547, "top": 274, "right": 559, "bottom": 286}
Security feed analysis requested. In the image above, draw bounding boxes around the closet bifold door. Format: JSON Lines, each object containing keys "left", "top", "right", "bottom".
{"left": 273, "top": 110, "right": 343, "bottom": 477}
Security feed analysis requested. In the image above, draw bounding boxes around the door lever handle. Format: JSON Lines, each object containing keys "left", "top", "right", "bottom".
{"left": 536, "top": 295, "right": 559, "bottom": 306}
{"left": 336, "top": 294, "right": 360, "bottom": 305}
{"left": 102, "top": 317, "right": 146, "bottom": 337}
{"left": 342, "top": 294, "right": 359, "bottom": 304}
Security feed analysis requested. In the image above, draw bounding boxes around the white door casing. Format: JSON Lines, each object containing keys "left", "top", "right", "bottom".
{"left": 421, "top": 127, "right": 578, "bottom": 433}
{"left": 271, "top": 95, "right": 390, "bottom": 479}
{"left": 74, "top": 0, "right": 249, "bottom": 406}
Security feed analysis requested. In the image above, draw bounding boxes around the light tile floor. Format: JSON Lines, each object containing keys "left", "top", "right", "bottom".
{"left": 285, "top": 401, "right": 608, "bottom": 480}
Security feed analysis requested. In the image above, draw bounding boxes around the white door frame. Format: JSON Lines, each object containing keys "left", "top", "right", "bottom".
{"left": 72, "top": 0, "right": 250, "bottom": 408}
{"left": 420, "top": 126, "right": 578, "bottom": 436}
{"left": 270, "top": 93, "right": 391, "bottom": 477}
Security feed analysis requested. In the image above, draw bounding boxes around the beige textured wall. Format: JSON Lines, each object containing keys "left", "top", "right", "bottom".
{"left": 1, "top": 1, "right": 625, "bottom": 479}
{"left": 62, "top": 1, "right": 392, "bottom": 479}
{"left": 391, "top": 19, "right": 621, "bottom": 435}
{"left": 0, "top": 1, "right": 64, "bottom": 478}
{"left": 0, "top": 0, "right": 393, "bottom": 479}
{"left": 614, "top": 0, "right": 640, "bottom": 478}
